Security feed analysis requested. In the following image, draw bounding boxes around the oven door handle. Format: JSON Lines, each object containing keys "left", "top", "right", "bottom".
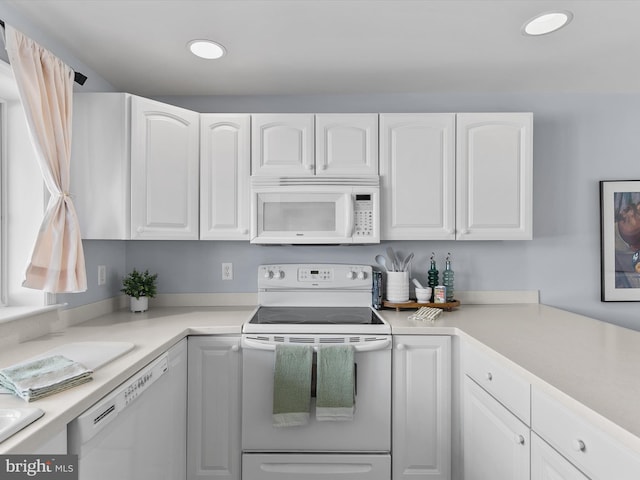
{"left": 241, "top": 337, "right": 391, "bottom": 352}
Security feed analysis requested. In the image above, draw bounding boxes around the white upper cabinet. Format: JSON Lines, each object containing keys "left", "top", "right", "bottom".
{"left": 71, "top": 93, "right": 200, "bottom": 240}
{"left": 315, "top": 114, "right": 378, "bottom": 176}
{"left": 380, "top": 113, "right": 456, "bottom": 240}
{"left": 456, "top": 112, "right": 533, "bottom": 240}
{"left": 380, "top": 112, "right": 533, "bottom": 241}
{"left": 71, "top": 93, "right": 131, "bottom": 239}
{"left": 251, "top": 114, "right": 379, "bottom": 176}
{"left": 251, "top": 114, "right": 315, "bottom": 176}
{"left": 131, "top": 96, "right": 200, "bottom": 240}
{"left": 200, "top": 114, "right": 250, "bottom": 240}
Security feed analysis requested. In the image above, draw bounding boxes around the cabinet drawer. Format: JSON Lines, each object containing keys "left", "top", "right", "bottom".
{"left": 462, "top": 341, "right": 530, "bottom": 425}
{"left": 242, "top": 453, "right": 390, "bottom": 480}
{"left": 532, "top": 387, "right": 640, "bottom": 480}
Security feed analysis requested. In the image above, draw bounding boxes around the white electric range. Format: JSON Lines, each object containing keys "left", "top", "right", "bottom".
{"left": 241, "top": 264, "right": 392, "bottom": 480}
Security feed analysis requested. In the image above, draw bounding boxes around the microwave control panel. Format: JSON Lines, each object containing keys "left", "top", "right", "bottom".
{"left": 354, "top": 194, "right": 374, "bottom": 237}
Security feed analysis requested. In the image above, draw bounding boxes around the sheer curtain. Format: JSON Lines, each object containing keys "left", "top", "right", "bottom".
{"left": 4, "top": 25, "right": 86, "bottom": 293}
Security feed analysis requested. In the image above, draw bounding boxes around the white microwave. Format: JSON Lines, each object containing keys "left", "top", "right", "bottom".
{"left": 250, "top": 177, "right": 380, "bottom": 244}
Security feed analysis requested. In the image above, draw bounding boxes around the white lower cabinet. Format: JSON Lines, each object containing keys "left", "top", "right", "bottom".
{"left": 187, "top": 336, "right": 241, "bottom": 480}
{"left": 392, "top": 335, "right": 451, "bottom": 480}
{"left": 532, "top": 387, "right": 640, "bottom": 480}
{"left": 531, "top": 433, "right": 589, "bottom": 480}
{"left": 29, "top": 428, "right": 67, "bottom": 454}
{"left": 462, "top": 376, "right": 530, "bottom": 480}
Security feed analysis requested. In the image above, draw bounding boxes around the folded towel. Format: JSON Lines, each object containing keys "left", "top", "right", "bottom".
{"left": 272, "top": 344, "right": 313, "bottom": 427}
{"left": 316, "top": 345, "right": 355, "bottom": 421}
{"left": 0, "top": 355, "right": 93, "bottom": 402}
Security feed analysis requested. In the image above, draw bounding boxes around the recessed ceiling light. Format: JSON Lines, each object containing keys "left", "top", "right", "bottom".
{"left": 522, "top": 11, "right": 573, "bottom": 36}
{"left": 188, "top": 40, "right": 226, "bottom": 59}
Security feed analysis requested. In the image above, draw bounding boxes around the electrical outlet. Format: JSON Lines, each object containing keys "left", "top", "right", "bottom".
{"left": 222, "top": 262, "right": 233, "bottom": 280}
{"left": 98, "top": 265, "right": 106, "bottom": 286}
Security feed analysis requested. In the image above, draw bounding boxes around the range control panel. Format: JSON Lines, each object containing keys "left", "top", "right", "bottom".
{"left": 258, "top": 264, "right": 372, "bottom": 290}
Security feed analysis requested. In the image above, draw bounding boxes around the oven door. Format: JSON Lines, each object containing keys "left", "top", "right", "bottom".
{"left": 241, "top": 335, "right": 391, "bottom": 452}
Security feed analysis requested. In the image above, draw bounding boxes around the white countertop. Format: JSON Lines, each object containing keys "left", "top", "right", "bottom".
{"left": 1, "top": 302, "right": 640, "bottom": 456}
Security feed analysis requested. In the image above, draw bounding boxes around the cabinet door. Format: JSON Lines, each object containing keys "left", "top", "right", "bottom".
{"left": 315, "top": 114, "right": 378, "bottom": 176}
{"left": 531, "top": 434, "right": 589, "bottom": 480}
{"left": 200, "top": 115, "right": 250, "bottom": 240}
{"left": 251, "top": 114, "right": 314, "bottom": 176}
{"left": 392, "top": 336, "right": 451, "bottom": 480}
{"left": 70, "top": 92, "right": 131, "bottom": 239}
{"left": 187, "top": 336, "right": 241, "bottom": 480}
{"left": 131, "top": 96, "right": 200, "bottom": 239}
{"left": 463, "top": 376, "right": 530, "bottom": 480}
{"left": 380, "top": 114, "right": 456, "bottom": 240}
{"left": 456, "top": 113, "right": 533, "bottom": 240}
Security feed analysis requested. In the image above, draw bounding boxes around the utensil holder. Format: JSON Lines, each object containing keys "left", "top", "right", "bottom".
{"left": 386, "top": 271, "right": 409, "bottom": 302}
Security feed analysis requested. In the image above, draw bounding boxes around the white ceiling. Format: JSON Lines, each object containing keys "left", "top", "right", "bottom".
{"left": 5, "top": 0, "right": 640, "bottom": 96}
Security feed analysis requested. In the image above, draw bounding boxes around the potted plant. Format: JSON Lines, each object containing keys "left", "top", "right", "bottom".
{"left": 121, "top": 268, "right": 158, "bottom": 313}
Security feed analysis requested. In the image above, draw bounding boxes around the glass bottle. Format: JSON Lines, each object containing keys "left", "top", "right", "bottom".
{"left": 443, "top": 252, "right": 455, "bottom": 302}
{"left": 427, "top": 253, "right": 439, "bottom": 298}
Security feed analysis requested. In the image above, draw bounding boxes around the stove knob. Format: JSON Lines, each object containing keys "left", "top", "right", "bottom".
{"left": 357, "top": 271, "right": 367, "bottom": 280}
{"left": 273, "top": 270, "right": 284, "bottom": 279}
{"left": 264, "top": 270, "right": 273, "bottom": 279}
{"left": 347, "top": 271, "right": 356, "bottom": 280}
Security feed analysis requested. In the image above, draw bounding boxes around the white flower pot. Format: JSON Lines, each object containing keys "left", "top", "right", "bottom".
{"left": 129, "top": 296, "right": 149, "bottom": 313}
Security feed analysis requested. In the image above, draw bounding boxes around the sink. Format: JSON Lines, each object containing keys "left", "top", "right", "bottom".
{"left": 0, "top": 407, "right": 43, "bottom": 443}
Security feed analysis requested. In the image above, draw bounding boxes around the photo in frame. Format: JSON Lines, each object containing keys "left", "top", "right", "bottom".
{"left": 600, "top": 180, "right": 640, "bottom": 301}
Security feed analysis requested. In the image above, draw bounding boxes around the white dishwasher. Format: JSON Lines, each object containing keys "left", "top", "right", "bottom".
{"left": 68, "top": 339, "right": 187, "bottom": 480}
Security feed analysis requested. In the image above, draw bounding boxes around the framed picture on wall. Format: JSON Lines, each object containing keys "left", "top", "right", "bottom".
{"left": 600, "top": 180, "right": 640, "bottom": 301}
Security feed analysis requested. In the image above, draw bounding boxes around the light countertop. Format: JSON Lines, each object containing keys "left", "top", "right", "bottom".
{"left": 1, "top": 302, "right": 640, "bottom": 456}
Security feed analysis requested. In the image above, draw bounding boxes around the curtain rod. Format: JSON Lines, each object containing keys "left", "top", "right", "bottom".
{"left": 0, "top": 19, "right": 88, "bottom": 85}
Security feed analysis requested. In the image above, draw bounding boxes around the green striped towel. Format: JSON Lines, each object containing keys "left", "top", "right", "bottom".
{"left": 272, "top": 344, "right": 313, "bottom": 427}
{"left": 0, "top": 355, "right": 93, "bottom": 402}
{"left": 316, "top": 345, "right": 355, "bottom": 421}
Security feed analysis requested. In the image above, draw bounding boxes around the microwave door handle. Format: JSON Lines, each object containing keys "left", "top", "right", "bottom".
{"left": 346, "top": 194, "right": 355, "bottom": 236}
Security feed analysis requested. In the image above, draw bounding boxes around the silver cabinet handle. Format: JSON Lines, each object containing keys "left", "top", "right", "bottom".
{"left": 514, "top": 434, "right": 525, "bottom": 445}
{"left": 486, "top": 372, "right": 493, "bottom": 381}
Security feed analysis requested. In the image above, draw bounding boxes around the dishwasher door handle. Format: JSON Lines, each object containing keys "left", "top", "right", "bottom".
{"left": 241, "top": 336, "right": 391, "bottom": 352}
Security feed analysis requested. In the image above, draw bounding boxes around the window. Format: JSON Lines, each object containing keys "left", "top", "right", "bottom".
{"left": 0, "top": 59, "right": 49, "bottom": 309}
